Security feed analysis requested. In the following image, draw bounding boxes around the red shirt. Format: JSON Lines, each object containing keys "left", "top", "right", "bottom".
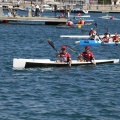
{"left": 103, "top": 36, "right": 109, "bottom": 43}
{"left": 67, "top": 21, "right": 73, "bottom": 26}
{"left": 80, "top": 51, "right": 94, "bottom": 61}
{"left": 89, "top": 30, "right": 96, "bottom": 36}
{"left": 59, "top": 52, "right": 71, "bottom": 62}
{"left": 78, "top": 20, "right": 85, "bottom": 25}
{"left": 113, "top": 35, "right": 119, "bottom": 42}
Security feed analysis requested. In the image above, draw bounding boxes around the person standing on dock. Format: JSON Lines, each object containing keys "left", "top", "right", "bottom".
{"left": 35, "top": 5, "right": 40, "bottom": 16}
{"left": 54, "top": 4, "right": 57, "bottom": 17}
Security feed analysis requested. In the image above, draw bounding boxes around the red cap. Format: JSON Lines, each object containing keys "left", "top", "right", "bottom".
{"left": 85, "top": 46, "right": 90, "bottom": 50}
{"left": 61, "top": 46, "right": 66, "bottom": 50}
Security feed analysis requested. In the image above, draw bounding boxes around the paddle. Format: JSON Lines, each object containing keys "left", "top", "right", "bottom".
{"left": 48, "top": 39, "right": 59, "bottom": 53}
{"left": 93, "top": 22, "right": 102, "bottom": 41}
{"left": 65, "top": 45, "right": 79, "bottom": 55}
{"left": 94, "top": 22, "right": 97, "bottom": 29}
{"left": 105, "top": 26, "right": 109, "bottom": 33}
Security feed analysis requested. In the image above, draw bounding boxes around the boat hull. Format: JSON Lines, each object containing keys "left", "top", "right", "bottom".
{"left": 60, "top": 34, "right": 116, "bottom": 38}
{"left": 13, "top": 58, "right": 119, "bottom": 69}
{"left": 76, "top": 40, "right": 120, "bottom": 46}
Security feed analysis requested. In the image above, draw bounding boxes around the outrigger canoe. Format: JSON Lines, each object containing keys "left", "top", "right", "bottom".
{"left": 13, "top": 58, "right": 119, "bottom": 69}
{"left": 75, "top": 40, "right": 120, "bottom": 46}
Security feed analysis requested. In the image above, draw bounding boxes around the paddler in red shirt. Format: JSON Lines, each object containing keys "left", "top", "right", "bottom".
{"left": 112, "top": 32, "right": 119, "bottom": 43}
{"left": 78, "top": 46, "right": 96, "bottom": 65}
{"left": 56, "top": 46, "right": 72, "bottom": 66}
{"left": 78, "top": 18, "right": 85, "bottom": 25}
{"left": 67, "top": 19, "right": 74, "bottom": 26}
{"left": 102, "top": 33, "right": 110, "bottom": 43}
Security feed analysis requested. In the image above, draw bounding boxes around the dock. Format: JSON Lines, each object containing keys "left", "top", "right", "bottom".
{"left": 83, "top": 4, "right": 120, "bottom": 13}
{"left": 0, "top": 16, "right": 67, "bottom": 25}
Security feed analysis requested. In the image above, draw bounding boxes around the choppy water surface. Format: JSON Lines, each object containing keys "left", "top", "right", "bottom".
{"left": 0, "top": 12, "right": 120, "bottom": 120}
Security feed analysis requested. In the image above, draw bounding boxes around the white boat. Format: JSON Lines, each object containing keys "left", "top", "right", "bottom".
{"left": 60, "top": 34, "right": 115, "bottom": 39}
{"left": 13, "top": 58, "right": 119, "bottom": 69}
{"left": 71, "top": 9, "right": 88, "bottom": 14}
{"left": 99, "top": 16, "right": 120, "bottom": 20}
{"left": 42, "top": 4, "right": 53, "bottom": 11}
{"left": 69, "top": 15, "right": 90, "bottom": 18}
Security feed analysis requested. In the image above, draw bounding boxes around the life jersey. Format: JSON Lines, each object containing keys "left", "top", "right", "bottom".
{"left": 59, "top": 52, "right": 71, "bottom": 62}
{"left": 89, "top": 30, "right": 96, "bottom": 36}
{"left": 103, "top": 36, "right": 109, "bottom": 43}
{"left": 78, "top": 20, "right": 85, "bottom": 25}
{"left": 80, "top": 51, "right": 94, "bottom": 61}
{"left": 67, "top": 21, "right": 73, "bottom": 26}
{"left": 113, "top": 35, "right": 119, "bottom": 42}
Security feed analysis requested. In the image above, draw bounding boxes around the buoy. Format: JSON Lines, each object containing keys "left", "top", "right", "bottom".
{"left": 77, "top": 24, "right": 82, "bottom": 28}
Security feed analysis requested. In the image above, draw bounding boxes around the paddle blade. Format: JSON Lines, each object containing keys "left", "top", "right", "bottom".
{"left": 94, "top": 22, "right": 97, "bottom": 28}
{"left": 48, "top": 40, "right": 58, "bottom": 52}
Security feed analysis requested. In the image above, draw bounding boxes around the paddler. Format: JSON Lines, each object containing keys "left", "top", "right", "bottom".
{"left": 89, "top": 28, "right": 99, "bottom": 40}
{"left": 110, "top": 16, "right": 114, "bottom": 20}
{"left": 112, "top": 32, "right": 119, "bottom": 43}
{"left": 89, "top": 28, "right": 97, "bottom": 36}
{"left": 78, "top": 46, "right": 96, "bottom": 65}
{"left": 101, "top": 33, "right": 110, "bottom": 43}
{"left": 78, "top": 18, "right": 85, "bottom": 25}
{"left": 67, "top": 19, "right": 74, "bottom": 26}
{"left": 56, "top": 46, "right": 72, "bottom": 66}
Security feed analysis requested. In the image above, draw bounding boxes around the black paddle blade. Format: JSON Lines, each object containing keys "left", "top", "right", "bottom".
{"left": 94, "top": 22, "right": 97, "bottom": 28}
{"left": 48, "top": 40, "right": 58, "bottom": 52}
{"left": 105, "top": 26, "right": 109, "bottom": 32}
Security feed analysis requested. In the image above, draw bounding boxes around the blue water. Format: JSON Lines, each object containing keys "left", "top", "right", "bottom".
{"left": 0, "top": 12, "right": 120, "bottom": 120}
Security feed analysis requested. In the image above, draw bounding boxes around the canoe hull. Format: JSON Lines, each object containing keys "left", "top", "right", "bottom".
{"left": 60, "top": 34, "right": 116, "bottom": 38}
{"left": 13, "top": 58, "right": 119, "bottom": 69}
{"left": 77, "top": 40, "right": 120, "bottom": 46}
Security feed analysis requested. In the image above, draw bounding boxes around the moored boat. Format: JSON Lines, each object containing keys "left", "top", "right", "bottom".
{"left": 71, "top": 9, "right": 88, "bottom": 14}
{"left": 13, "top": 58, "right": 119, "bottom": 69}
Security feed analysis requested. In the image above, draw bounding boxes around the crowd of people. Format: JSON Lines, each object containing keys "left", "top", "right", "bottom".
{"left": 88, "top": 28, "right": 119, "bottom": 43}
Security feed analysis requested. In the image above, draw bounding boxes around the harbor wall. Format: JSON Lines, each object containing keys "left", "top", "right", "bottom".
{"left": 83, "top": 4, "right": 120, "bottom": 12}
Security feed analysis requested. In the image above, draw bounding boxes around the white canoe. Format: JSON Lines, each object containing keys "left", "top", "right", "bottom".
{"left": 69, "top": 15, "right": 90, "bottom": 18}
{"left": 13, "top": 58, "right": 119, "bottom": 69}
{"left": 60, "top": 34, "right": 115, "bottom": 39}
{"left": 99, "top": 16, "right": 120, "bottom": 20}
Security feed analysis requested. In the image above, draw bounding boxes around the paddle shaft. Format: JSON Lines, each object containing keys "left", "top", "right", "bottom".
{"left": 48, "top": 40, "right": 59, "bottom": 52}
